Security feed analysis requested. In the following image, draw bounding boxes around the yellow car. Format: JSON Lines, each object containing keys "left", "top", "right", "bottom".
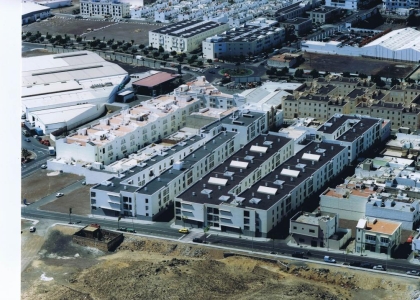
{"left": 178, "top": 228, "right": 189, "bottom": 234}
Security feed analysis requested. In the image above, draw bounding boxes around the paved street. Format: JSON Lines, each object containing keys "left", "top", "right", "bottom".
{"left": 21, "top": 135, "right": 50, "bottom": 178}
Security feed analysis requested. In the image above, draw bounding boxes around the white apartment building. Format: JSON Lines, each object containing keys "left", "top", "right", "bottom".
{"left": 90, "top": 131, "right": 239, "bottom": 219}
{"left": 325, "top": 0, "right": 361, "bottom": 10}
{"left": 202, "top": 25, "right": 285, "bottom": 60}
{"left": 290, "top": 210, "right": 350, "bottom": 250}
{"left": 316, "top": 114, "right": 387, "bottom": 163}
{"left": 80, "top": 0, "right": 130, "bottom": 18}
{"left": 382, "top": 0, "right": 419, "bottom": 11}
{"left": 175, "top": 140, "right": 348, "bottom": 237}
{"left": 149, "top": 20, "right": 229, "bottom": 52}
{"left": 55, "top": 94, "right": 201, "bottom": 166}
{"left": 355, "top": 218, "right": 402, "bottom": 255}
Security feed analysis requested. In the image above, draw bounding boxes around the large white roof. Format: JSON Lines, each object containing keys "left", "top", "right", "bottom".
{"left": 33, "top": 104, "right": 96, "bottom": 125}
{"left": 22, "top": 51, "right": 127, "bottom": 86}
{"left": 22, "top": 2, "right": 50, "bottom": 16}
{"left": 364, "top": 28, "right": 420, "bottom": 52}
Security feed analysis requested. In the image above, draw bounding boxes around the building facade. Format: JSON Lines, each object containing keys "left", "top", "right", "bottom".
{"left": 149, "top": 20, "right": 229, "bottom": 53}
{"left": 355, "top": 218, "right": 402, "bottom": 255}
{"left": 80, "top": 0, "right": 130, "bottom": 18}
{"left": 174, "top": 139, "right": 348, "bottom": 237}
{"left": 308, "top": 6, "right": 341, "bottom": 24}
{"left": 202, "top": 25, "right": 285, "bottom": 60}
{"left": 22, "top": 2, "right": 51, "bottom": 24}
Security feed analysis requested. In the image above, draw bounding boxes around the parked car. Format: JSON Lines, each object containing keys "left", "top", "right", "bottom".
{"left": 324, "top": 256, "right": 336, "bottom": 263}
{"left": 406, "top": 270, "right": 420, "bottom": 276}
{"left": 292, "top": 251, "right": 306, "bottom": 258}
{"left": 41, "top": 164, "right": 47, "bottom": 169}
{"left": 193, "top": 238, "right": 203, "bottom": 243}
{"left": 349, "top": 261, "right": 361, "bottom": 267}
{"left": 127, "top": 228, "right": 136, "bottom": 233}
{"left": 24, "top": 138, "right": 31, "bottom": 142}
{"left": 118, "top": 227, "right": 127, "bottom": 232}
{"left": 209, "top": 70, "right": 215, "bottom": 74}
{"left": 373, "top": 265, "right": 386, "bottom": 271}
{"left": 179, "top": 228, "right": 189, "bottom": 234}
{"left": 56, "top": 192, "right": 64, "bottom": 197}
{"left": 214, "top": 65, "right": 220, "bottom": 69}
{"left": 360, "top": 262, "right": 373, "bottom": 269}
{"left": 82, "top": 181, "right": 86, "bottom": 185}
{"left": 29, "top": 226, "right": 36, "bottom": 232}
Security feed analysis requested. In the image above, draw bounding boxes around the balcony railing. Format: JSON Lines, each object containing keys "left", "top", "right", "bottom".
{"left": 365, "top": 239, "right": 376, "bottom": 244}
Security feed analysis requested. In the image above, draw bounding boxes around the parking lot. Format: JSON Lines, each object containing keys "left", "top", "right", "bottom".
{"left": 23, "top": 16, "right": 161, "bottom": 45}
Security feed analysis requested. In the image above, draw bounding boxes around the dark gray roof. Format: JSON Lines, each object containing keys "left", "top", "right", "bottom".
{"left": 177, "top": 134, "right": 293, "bottom": 206}
{"left": 137, "top": 132, "right": 237, "bottom": 195}
{"left": 210, "top": 25, "right": 283, "bottom": 43}
{"left": 336, "top": 117, "right": 380, "bottom": 142}
{"left": 152, "top": 20, "right": 223, "bottom": 38}
{"left": 201, "top": 111, "right": 265, "bottom": 133}
{"left": 299, "top": 94, "right": 331, "bottom": 102}
{"left": 180, "top": 141, "right": 345, "bottom": 210}
{"left": 275, "top": 2, "right": 302, "bottom": 15}
{"left": 346, "top": 88, "right": 365, "bottom": 99}
{"left": 309, "top": 6, "right": 340, "bottom": 14}
{"left": 283, "top": 17, "right": 311, "bottom": 25}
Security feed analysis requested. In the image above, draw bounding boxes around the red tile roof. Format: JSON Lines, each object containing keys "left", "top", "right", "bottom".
{"left": 132, "top": 72, "right": 178, "bottom": 87}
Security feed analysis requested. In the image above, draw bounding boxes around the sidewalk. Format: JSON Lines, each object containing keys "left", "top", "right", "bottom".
{"left": 287, "top": 239, "right": 392, "bottom": 261}
{"left": 170, "top": 222, "right": 271, "bottom": 242}
{"left": 88, "top": 214, "right": 154, "bottom": 225}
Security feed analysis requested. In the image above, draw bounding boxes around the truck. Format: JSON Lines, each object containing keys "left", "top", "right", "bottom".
{"left": 48, "top": 146, "right": 56, "bottom": 156}
{"left": 324, "top": 256, "right": 336, "bottom": 263}
{"left": 22, "top": 129, "right": 30, "bottom": 137}
{"left": 136, "top": 55, "right": 144, "bottom": 60}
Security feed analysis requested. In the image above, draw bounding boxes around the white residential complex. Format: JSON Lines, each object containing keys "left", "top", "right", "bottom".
{"left": 80, "top": 0, "right": 130, "bottom": 18}
{"left": 355, "top": 218, "right": 402, "bottom": 255}
{"left": 202, "top": 25, "right": 285, "bottom": 60}
{"left": 149, "top": 20, "right": 229, "bottom": 52}
{"left": 175, "top": 139, "right": 348, "bottom": 237}
{"left": 21, "top": 51, "right": 129, "bottom": 135}
{"left": 325, "top": 0, "right": 360, "bottom": 10}
{"left": 382, "top": 0, "right": 419, "bottom": 11}
{"left": 55, "top": 92, "right": 201, "bottom": 166}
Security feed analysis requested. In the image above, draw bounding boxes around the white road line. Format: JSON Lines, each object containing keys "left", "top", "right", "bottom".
{"left": 207, "top": 234, "right": 212, "bottom": 238}
{"left": 178, "top": 235, "right": 185, "bottom": 240}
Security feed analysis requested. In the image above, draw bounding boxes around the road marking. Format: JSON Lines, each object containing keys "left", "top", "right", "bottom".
{"left": 178, "top": 235, "right": 185, "bottom": 240}
{"left": 207, "top": 234, "right": 212, "bottom": 238}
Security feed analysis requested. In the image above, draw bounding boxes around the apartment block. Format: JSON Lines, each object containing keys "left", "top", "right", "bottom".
{"left": 149, "top": 20, "right": 229, "bottom": 52}
{"left": 290, "top": 210, "right": 351, "bottom": 249}
{"left": 90, "top": 131, "right": 239, "bottom": 219}
{"left": 308, "top": 6, "right": 342, "bottom": 24}
{"left": 355, "top": 218, "right": 402, "bottom": 255}
{"left": 55, "top": 94, "right": 201, "bottom": 165}
{"left": 202, "top": 25, "right": 285, "bottom": 60}
{"left": 80, "top": 0, "right": 130, "bottom": 18}
{"left": 175, "top": 140, "right": 347, "bottom": 237}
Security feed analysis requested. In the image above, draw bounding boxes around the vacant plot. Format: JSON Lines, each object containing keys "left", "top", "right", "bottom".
{"left": 23, "top": 17, "right": 161, "bottom": 45}
{"left": 21, "top": 171, "right": 82, "bottom": 203}
{"left": 301, "top": 53, "right": 416, "bottom": 78}
{"left": 39, "top": 184, "right": 92, "bottom": 215}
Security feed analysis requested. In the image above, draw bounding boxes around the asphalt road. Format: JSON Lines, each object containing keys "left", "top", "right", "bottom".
{"left": 21, "top": 135, "right": 51, "bottom": 178}
{"left": 21, "top": 204, "right": 420, "bottom": 276}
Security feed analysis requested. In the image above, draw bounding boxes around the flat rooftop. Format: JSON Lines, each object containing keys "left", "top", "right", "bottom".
{"left": 132, "top": 72, "right": 179, "bottom": 87}
{"left": 357, "top": 218, "right": 400, "bottom": 235}
{"left": 201, "top": 110, "right": 265, "bottom": 133}
{"left": 293, "top": 211, "right": 337, "bottom": 226}
{"left": 152, "top": 20, "right": 224, "bottom": 38}
{"left": 209, "top": 25, "right": 283, "bottom": 43}
{"left": 180, "top": 140, "right": 345, "bottom": 211}
{"left": 177, "top": 133, "right": 293, "bottom": 207}
{"left": 137, "top": 131, "right": 237, "bottom": 195}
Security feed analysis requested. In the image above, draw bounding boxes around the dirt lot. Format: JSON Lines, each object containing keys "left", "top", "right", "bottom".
{"left": 22, "top": 16, "right": 161, "bottom": 45}
{"left": 39, "top": 184, "right": 92, "bottom": 216}
{"left": 301, "top": 53, "right": 416, "bottom": 78}
{"left": 21, "top": 225, "right": 420, "bottom": 300}
{"left": 21, "top": 171, "right": 82, "bottom": 203}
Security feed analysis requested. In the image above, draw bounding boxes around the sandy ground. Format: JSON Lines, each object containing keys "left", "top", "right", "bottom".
{"left": 21, "top": 171, "right": 82, "bottom": 204}
{"left": 22, "top": 16, "right": 161, "bottom": 45}
{"left": 21, "top": 224, "right": 420, "bottom": 300}
{"left": 301, "top": 53, "right": 416, "bottom": 78}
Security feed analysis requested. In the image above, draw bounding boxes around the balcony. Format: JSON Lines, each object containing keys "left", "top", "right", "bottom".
{"left": 365, "top": 239, "right": 376, "bottom": 245}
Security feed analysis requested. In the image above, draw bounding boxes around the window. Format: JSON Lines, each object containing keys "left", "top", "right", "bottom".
{"left": 91, "top": 206, "right": 97, "bottom": 210}
{"left": 145, "top": 206, "right": 149, "bottom": 210}
{"left": 91, "top": 192, "right": 96, "bottom": 197}
{"left": 145, "top": 199, "right": 149, "bottom": 203}
{"left": 309, "top": 229, "right": 315, "bottom": 233}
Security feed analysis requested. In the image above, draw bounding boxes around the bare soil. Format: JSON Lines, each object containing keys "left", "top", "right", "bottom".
{"left": 22, "top": 17, "right": 161, "bottom": 45}
{"left": 21, "top": 172, "right": 82, "bottom": 203}
{"left": 21, "top": 225, "right": 420, "bottom": 300}
{"left": 301, "top": 53, "right": 416, "bottom": 78}
{"left": 39, "top": 184, "right": 92, "bottom": 215}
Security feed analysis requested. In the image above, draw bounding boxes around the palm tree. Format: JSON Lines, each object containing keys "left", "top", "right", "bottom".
{"left": 203, "top": 226, "right": 209, "bottom": 243}
{"left": 21, "top": 148, "right": 30, "bottom": 160}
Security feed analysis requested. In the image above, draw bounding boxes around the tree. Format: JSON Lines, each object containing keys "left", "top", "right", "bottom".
{"left": 207, "top": 59, "right": 213, "bottom": 63}
{"left": 143, "top": 49, "right": 149, "bottom": 56}
{"left": 162, "top": 53, "right": 169, "bottom": 60}
{"left": 76, "top": 36, "right": 82, "bottom": 43}
{"left": 21, "top": 148, "right": 30, "bottom": 160}
{"left": 406, "top": 78, "right": 415, "bottom": 84}
{"left": 294, "top": 69, "right": 304, "bottom": 77}
{"left": 158, "top": 46, "right": 164, "bottom": 53}
{"left": 197, "top": 61, "right": 203, "bottom": 67}
{"left": 107, "top": 39, "right": 114, "bottom": 45}
{"left": 99, "top": 42, "right": 107, "bottom": 49}
{"left": 342, "top": 71, "right": 351, "bottom": 77}
{"left": 25, "top": 32, "right": 32, "bottom": 37}
{"left": 153, "top": 51, "right": 160, "bottom": 59}
{"left": 139, "top": 44, "right": 145, "bottom": 49}
{"left": 359, "top": 73, "right": 368, "bottom": 79}
{"left": 309, "top": 69, "right": 319, "bottom": 78}
{"left": 122, "top": 45, "right": 128, "bottom": 51}
{"left": 131, "top": 48, "right": 138, "bottom": 54}
{"left": 39, "top": 37, "right": 44, "bottom": 42}
{"left": 117, "top": 41, "right": 123, "bottom": 46}
{"left": 177, "top": 56, "right": 184, "bottom": 63}
{"left": 111, "top": 44, "right": 118, "bottom": 50}
{"left": 46, "top": 33, "right": 52, "bottom": 40}
{"left": 170, "top": 50, "right": 177, "bottom": 56}
{"left": 191, "top": 54, "right": 198, "bottom": 61}
{"left": 391, "top": 78, "right": 400, "bottom": 87}
{"left": 131, "top": 39, "right": 135, "bottom": 45}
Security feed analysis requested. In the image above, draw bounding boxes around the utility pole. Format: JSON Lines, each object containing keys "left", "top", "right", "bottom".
{"left": 69, "top": 207, "right": 72, "bottom": 224}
